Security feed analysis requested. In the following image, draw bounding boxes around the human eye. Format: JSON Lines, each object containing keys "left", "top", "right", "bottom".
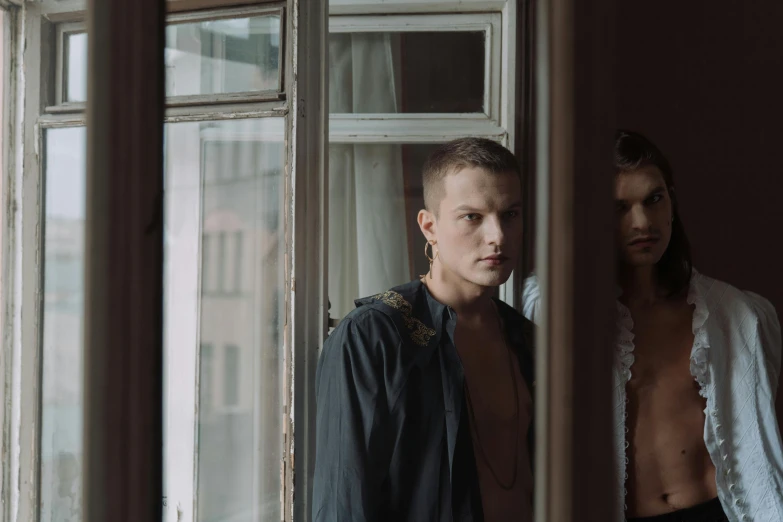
{"left": 463, "top": 213, "right": 480, "bottom": 222}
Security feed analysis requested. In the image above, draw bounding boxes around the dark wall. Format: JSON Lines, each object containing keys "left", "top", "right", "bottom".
{"left": 615, "top": 2, "right": 783, "bottom": 313}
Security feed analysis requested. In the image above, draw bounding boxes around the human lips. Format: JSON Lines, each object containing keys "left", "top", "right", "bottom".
{"left": 628, "top": 236, "right": 660, "bottom": 248}
{"left": 481, "top": 254, "right": 508, "bottom": 266}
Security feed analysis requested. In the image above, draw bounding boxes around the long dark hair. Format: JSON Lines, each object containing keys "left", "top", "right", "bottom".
{"left": 615, "top": 130, "right": 692, "bottom": 297}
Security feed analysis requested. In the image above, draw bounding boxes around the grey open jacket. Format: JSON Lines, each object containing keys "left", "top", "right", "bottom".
{"left": 312, "top": 279, "right": 535, "bottom": 522}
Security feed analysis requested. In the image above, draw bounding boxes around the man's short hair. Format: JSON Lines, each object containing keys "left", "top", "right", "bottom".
{"left": 422, "top": 137, "right": 521, "bottom": 214}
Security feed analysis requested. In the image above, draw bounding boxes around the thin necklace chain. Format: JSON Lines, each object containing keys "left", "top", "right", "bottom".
{"left": 463, "top": 302, "right": 520, "bottom": 490}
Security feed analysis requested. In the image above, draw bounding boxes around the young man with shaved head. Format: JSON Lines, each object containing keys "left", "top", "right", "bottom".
{"left": 313, "top": 138, "right": 535, "bottom": 522}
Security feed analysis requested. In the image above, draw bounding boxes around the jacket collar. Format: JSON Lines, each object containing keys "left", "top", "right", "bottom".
{"left": 356, "top": 278, "right": 531, "bottom": 363}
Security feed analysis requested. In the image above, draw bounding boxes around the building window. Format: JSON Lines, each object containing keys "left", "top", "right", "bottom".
{"left": 223, "top": 344, "right": 240, "bottom": 408}
{"left": 200, "top": 343, "right": 214, "bottom": 414}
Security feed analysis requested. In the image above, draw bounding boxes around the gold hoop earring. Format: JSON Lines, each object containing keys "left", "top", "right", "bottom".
{"left": 424, "top": 240, "right": 439, "bottom": 280}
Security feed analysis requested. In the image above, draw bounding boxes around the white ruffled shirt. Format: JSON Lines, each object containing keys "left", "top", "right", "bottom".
{"left": 522, "top": 271, "right": 783, "bottom": 521}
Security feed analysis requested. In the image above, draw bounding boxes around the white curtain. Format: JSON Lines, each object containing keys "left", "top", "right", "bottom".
{"left": 329, "top": 33, "right": 411, "bottom": 318}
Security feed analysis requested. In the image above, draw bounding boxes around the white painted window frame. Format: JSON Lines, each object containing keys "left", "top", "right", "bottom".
{"left": 47, "top": 4, "right": 286, "bottom": 115}
{"left": 0, "top": 6, "right": 19, "bottom": 522}
{"left": 327, "top": 0, "right": 519, "bottom": 307}
{"left": 329, "top": 13, "right": 501, "bottom": 123}
{"left": 329, "top": 0, "right": 510, "bottom": 15}
{"left": 53, "top": 22, "right": 82, "bottom": 106}
{"left": 2, "top": 0, "right": 518, "bottom": 521}
{"left": 0, "top": 2, "right": 326, "bottom": 522}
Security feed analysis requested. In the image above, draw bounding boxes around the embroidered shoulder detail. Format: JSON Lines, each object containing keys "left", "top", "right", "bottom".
{"left": 372, "top": 291, "right": 436, "bottom": 347}
{"left": 687, "top": 272, "right": 711, "bottom": 398}
{"left": 616, "top": 300, "right": 635, "bottom": 383}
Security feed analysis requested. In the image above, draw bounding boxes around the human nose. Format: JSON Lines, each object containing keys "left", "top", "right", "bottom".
{"left": 485, "top": 215, "right": 505, "bottom": 246}
{"left": 629, "top": 204, "right": 652, "bottom": 231}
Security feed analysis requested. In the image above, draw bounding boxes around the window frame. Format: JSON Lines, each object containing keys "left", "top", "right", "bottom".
{"left": 10, "top": 4, "right": 50, "bottom": 521}
{"left": 46, "top": 4, "right": 286, "bottom": 115}
{"left": 35, "top": 0, "right": 284, "bottom": 19}
{"left": 329, "top": 0, "right": 510, "bottom": 15}
{"left": 0, "top": 1, "right": 622, "bottom": 522}
{"left": 329, "top": 12, "right": 501, "bottom": 121}
{"left": 163, "top": 5, "right": 287, "bottom": 106}
{"left": 0, "top": 5, "right": 14, "bottom": 522}
{"left": 53, "top": 22, "right": 84, "bottom": 107}
{"left": 326, "top": 0, "right": 519, "bottom": 311}
{"left": 2, "top": 2, "right": 326, "bottom": 522}
{"left": 533, "top": 0, "right": 617, "bottom": 519}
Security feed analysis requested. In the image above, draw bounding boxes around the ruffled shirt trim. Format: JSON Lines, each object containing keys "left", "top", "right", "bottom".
{"left": 615, "top": 270, "right": 710, "bottom": 388}
{"left": 687, "top": 271, "right": 711, "bottom": 398}
{"left": 616, "top": 300, "right": 635, "bottom": 383}
{"left": 612, "top": 270, "right": 783, "bottom": 521}
{"left": 615, "top": 270, "right": 712, "bottom": 518}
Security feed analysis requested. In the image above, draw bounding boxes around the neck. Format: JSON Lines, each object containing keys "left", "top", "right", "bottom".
{"left": 619, "top": 264, "right": 661, "bottom": 307}
{"left": 423, "top": 262, "right": 496, "bottom": 319}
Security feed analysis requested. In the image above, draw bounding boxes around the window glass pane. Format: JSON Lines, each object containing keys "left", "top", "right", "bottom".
{"left": 201, "top": 343, "right": 214, "bottom": 414}
{"left": 329, "top": 32, "right": 485, "bottom": 114}
{"left": 328, "top": 143, "right": 441, "bottom": 318}
{"left": 166, "top": 14, "right": 281, "bottom": 97}
{"left": 224, "top": 344, "right": 240, "bottom": 407}
{"left": 41, "top": 119, "right": 286, "bottom": 522}
{"left": 165, "top": 118, "right": 285, "bottom": 522}
{"left": 65, "top": 32, "right": 87, "bottom": 103}
{"left": 41, "top": 126, "right": 87, "bottom": 522}
{"left": 66, "top": 15, "right": 282, "bottom": 101}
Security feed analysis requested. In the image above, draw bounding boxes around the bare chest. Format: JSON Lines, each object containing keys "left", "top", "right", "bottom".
{"left": 625, "top": 304, "right": 708, "bottom": 443}
{"left": 623, "top": 303, "right": 716, "bottom": 513}
{"left": 627, "top": 305, "right": 696, "bottom": 393}
{"left": 457, "top": 326, "right": 520, "bottom": 419}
